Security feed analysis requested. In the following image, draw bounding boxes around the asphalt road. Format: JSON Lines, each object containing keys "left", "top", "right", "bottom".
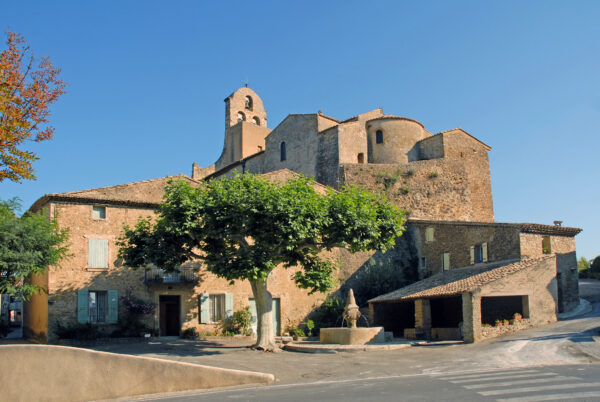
{"left": 133, "top": 364, "right": 600, "bottom": 402}
{"left": 101, "top": 280, "right": 600, "bottom": 401}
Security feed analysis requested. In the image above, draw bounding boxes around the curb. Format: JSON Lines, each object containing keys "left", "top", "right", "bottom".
{"left": 557, "top": 298, "right": 593, "bottom": 320}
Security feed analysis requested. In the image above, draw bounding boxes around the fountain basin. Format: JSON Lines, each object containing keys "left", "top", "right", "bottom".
{"left": 320, "top": 327, "right": 385, "bottom": 345}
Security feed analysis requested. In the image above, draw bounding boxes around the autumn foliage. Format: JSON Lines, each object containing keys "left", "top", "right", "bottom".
{"left": 0, "top": 31, "right": 66, "bottom": 182}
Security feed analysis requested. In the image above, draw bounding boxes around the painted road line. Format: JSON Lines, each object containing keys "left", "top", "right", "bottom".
{"left": 435, "top": 369, "right": 539, "bottom": 381}
{"left": 497, "top": 391, "right": 600, "bottom": 402}
{"left": 478, "top": 382, "right": 600, "bottom": 396}
{"left": 449, "top": 372, "right": 557, "bottom": 384}
{"left": 464, "top": 376, "right": 580, "bottom": 389}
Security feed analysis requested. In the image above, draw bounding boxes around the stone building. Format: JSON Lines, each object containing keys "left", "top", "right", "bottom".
{"left": 24, "top": 87, "right": 581, "bottom": 343}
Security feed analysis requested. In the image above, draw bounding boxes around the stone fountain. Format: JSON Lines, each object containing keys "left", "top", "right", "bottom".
{"left": 319, "top": 289, "right": 385, "bottom": 345}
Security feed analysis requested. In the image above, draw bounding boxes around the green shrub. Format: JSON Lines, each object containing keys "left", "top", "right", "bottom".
{"left": 220, "top": 306, "right": 252, "bottom": 335}
{"left": 111, "top": 317, "right": 152, "bottom": 338}
{"left": 403, "top": 168, "right": 415, "bottom": 178}
{"left": 375, "top": 169, "right": 402, "bottom": 190}
{"left": 428, "top": 171, "right": 439, "bottom": 179}
{"left": 55, "top": 322, "right": 102, "bottom": 340}
{"left": 305, "top": 319, "right": 315, "bottom": 337}
{"left": 399, "top": 186, "right": 410, "bottom": 195}
{"left": 181, "top": 327, "right": 198, "bottom": 339}
{"left": 311, "top": 296, "right": 345, "bottom": 334}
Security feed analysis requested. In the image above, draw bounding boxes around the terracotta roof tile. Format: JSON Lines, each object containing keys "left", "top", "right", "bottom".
{"left": 369, "top": 256, "right": 555, "bottom": 303}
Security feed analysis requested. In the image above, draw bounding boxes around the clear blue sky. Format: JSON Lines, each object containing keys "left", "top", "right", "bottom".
{"left": 2, "top": 1, "right": 599, "bottom": 259}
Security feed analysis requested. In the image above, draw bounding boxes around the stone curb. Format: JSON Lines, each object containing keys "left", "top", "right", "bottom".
{"left": 557, "top": 298, "right": 593, "bottom": 320}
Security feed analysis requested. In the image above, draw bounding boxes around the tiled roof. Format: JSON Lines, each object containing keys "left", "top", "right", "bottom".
{"left": 29, "top": 175, "right": 199, "bottom": 211}
{"left": 430, "top": 127, "right": 491, "bottom": 150}
{"left": 408, "top": 219, "right": 582, "bottom": 237}
{"left": 369, "top": 256, "right": 555, "bottom": 303}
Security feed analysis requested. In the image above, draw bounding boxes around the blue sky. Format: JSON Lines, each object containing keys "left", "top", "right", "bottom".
{"left": 1, "top": 1, "right": 599, "bottom": 259}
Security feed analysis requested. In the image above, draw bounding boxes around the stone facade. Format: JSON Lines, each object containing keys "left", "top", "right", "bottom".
{"left": 25, "top": 86, "right": 582, "bottom": 343}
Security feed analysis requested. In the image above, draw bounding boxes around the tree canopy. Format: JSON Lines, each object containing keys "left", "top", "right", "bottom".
{"left": 119, "top": 173, "right": 405, "bottom": 349}
{"left": 0, "top": 198, "right": 69, "bottom": 299}
{"left": 0, "top": 31, "right": 66, "bottom": 182}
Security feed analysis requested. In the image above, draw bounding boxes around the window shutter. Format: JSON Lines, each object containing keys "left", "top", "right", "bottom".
{"left": 88, "top": 239, "right": 109, "bottom": 268}
{"left": 470, "top": 246, "right": 475, "bottom": 265}
{"left": 199, "top": 293, "right": 209, "bottom": 323}
{"left": 225, "top": 293, "right": 234, "bottom": 320}
{"left": 482, "top": 243, "right": 488, "bottom": 262}
{"left": 443, "top": 253, "right": 450, "bottom": 270}
{"left": 77, "top": 289, "right": 89, "bottom": 324}
{"left": 107, "top": 290, "right": 118, "bottom": 323}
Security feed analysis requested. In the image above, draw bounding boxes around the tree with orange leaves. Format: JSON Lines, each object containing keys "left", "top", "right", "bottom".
{"left": 0, "top": 31, "right": 66, "bottom": 182}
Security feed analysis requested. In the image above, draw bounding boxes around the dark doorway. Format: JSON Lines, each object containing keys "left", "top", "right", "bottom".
{"left": 481, "top": 295, "right": 527, "bottom": 325}
{"left": 159, "top": 295, "right": 181, "bottom": 336}
{"left": 371, "top": 301, "right": 415, "bottom": 337}
{"left": 431, "top": 296, "right": 463, "bottom": 328}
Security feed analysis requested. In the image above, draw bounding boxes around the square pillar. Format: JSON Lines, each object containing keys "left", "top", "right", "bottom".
{"left": 414, "top": 298, "right": 431, "bottom": 339}
{"left": 462, "top": 291, "right": 482, "bottom": 343}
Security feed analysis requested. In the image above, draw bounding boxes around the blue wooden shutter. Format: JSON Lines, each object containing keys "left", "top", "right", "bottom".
{"left": 77, "top": 289, "right": 89, "bottom": 324}
{"left": 199, "top": 293, "right": 209, "bottom": 323}
{"left": 225, "top": 293, "right": 234, "bottom": 320}
{"left": 88, "top": 239, "right": 109, "bottom": 268}
{"left": 107, "top": 290, "right": 118, "bottom": 323}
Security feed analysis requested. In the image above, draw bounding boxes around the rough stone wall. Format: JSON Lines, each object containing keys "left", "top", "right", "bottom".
{"left": 480, "top": 256, "right": 558, "bottom": 327}
{"left": 263, "top": 114, "right": 320, "bottom": 178}
{"left": 315, "top": 126, "right": 339, "bottom": 187}
{"left": 214, "top": 122, "right": 271, "bottom": 170}
{"left": 366, "top": 117, "right": 429, "bottom": 164}
{"left": 417, "top": 134, "right": 444, "bottom": 160}
{"left": 191, "top": 163, "right": 215, "bottom": 180}
{"left": 407, "top": 222, "right": 521, "bottom": 276}
{"left": 46, "top": 201, "right": 158, "bottom": 341}
{"left": 337, "top": 121, "right": 368, "bottom": 165}
{"left": 519, "top": 232, "right": 579, "bottom": 312}
{"left": 440, "top": 131, "right": 494, "bottom": 222}
{"left": 340, "top": 161, "right": 474, "bottom": 219}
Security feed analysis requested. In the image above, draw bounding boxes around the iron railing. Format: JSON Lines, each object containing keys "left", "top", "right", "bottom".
{"left": 143, "top": 267, "right": 197, "bottom": 284}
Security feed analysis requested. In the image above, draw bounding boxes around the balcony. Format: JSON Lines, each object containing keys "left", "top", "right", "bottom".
{"left": 143, "top": 267, "right": 197, "bottom": 285}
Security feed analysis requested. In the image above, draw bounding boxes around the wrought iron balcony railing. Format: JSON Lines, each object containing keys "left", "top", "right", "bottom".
{"left": 143, "top": 267, "right": 197, "bottom": 284}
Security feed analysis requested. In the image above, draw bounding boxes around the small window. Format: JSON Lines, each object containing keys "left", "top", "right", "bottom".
{"left": 375, "top": 130, "right": 384, "bottom": 144}
{"left": 357, "top": 153, "right": 364, "bottom": 164}
{"left": 280, "top": 141, "right": 286, "bottom": 162}
{"left": 209, "top": 294, "right": 226, "bottom": 322}
{"left": 88, "top": 238, "right": 109, "bottom": 268}
{"left": 542, "top": 236, "right": 551, "bottom": 254}
{"left": 442, "top": 252, "right": 450, "bottom": 271}
{"left": 253, "top": 116, "right": 260, "bottom": 125}
{"left": 425, "top": 227, "right": 434, "bottom": 243}
{"left": 237, "top": 111, "right": 246, "bottom": 122}
{"left": 245, "top": 96, "right": 253, "bottom": 110}
{"left": 420, "top": 257, "right": 427, "bottom": 268}
{"left": 470, "top": 243, "right": 489, "bottom": 264}
{"left": 92, "top": 206, "right": 106, "bottom": 220}
{"left": 88, "top": 291, "right": 107, "bottom": 323}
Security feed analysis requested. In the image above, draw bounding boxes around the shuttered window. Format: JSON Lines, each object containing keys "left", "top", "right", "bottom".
{"left": 199, "top": 293, "right": 233, "bottom": 323}
{"left": 78, "top": 289, "right": 117, "bottom": 324}
{"left": 92, "top": 206, "right": 106, "bottom": 219}
{"left": 442, "top": 252, "right": 450, "bottom": 271}
{"left": 88, "top": 238, "right": 108, "bottom": 268}
{"left": 425, "top": 227, "right": 434, "bottom": 242}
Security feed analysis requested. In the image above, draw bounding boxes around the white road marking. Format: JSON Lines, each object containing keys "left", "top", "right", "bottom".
{"left": 479, "top": 382, "right": 600, "bottom": 396}
{"left": 497, "top": 391, "right": 600, "bottom": 402}
{"left": 464, "top": 376, "right": 579, "bottom": 389}
{"left": 436, "top": 369, "right": 539, "bottom": 381}
{"left": 449, "top": 372, "right": 557, "bottom": 384}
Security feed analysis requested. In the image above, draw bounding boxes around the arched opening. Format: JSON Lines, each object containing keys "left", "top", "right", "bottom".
{"left": 376, "top": 130, "right": 384, "bottom": 144}
{"left": 253, "top": 116, "right": 260, "bottom": 126}
{"left": 280, "top": 142, "right": 286, "bottom": 162}
{"left": 237, "top": 112, "right": 246, "bottom": 122}
{"left": 357, "top": 153, "right": 364, "bottom": 164}
{"left": 245, "top": 96, "right": 253, "bottom": 111}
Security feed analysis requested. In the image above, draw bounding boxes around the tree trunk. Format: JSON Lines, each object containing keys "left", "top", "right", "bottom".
{"left": 249, "top": 279, "right": 278, "bottom": 351}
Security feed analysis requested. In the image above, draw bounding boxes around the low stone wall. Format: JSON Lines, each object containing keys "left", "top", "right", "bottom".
{"left": 0, "top": 345, "right": 274, "bottom": 402}
{"left": 480, "top": 319, "right": 533, "bottom": 340}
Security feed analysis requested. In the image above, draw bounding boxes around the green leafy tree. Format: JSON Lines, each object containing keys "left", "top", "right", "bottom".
{"left": 0, "top": 198, "right": 69, "bottom": 299}
{"left": 578, "top": 257, "right": 590, "bottom": 273}
{"left": 119, "top": 174, "right": 405, "bottom": 350}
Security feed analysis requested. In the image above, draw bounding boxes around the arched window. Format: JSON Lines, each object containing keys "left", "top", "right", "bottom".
{"left": 357, "top": 153, "right": 364, "bottom": 164}
{"left": 375, "top": 130, "right": 384, "bottom": 144}
{"left": 253, "top": 116, "right": 260, "bottom": 126}
{"left": 280, "top": 142, "right": 286, "bottom": 162}
{"left": 237, "top": 112, "right": 246, "bottom": 122}
{"left": 245, "top": 96, "right": 253, "bottom": 110}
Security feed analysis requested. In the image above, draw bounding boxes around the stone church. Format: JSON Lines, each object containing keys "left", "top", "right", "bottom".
{"left": 23, "top": 87, "right": 581, "bottom": 343}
